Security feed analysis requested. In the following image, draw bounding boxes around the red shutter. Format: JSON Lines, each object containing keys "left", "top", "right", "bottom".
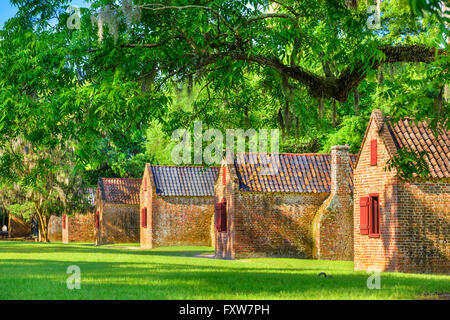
{"left": 360, "top": 197, "right": 369, "bottom": 234}
{"left": 141, "top": 208, "right": 147, "bottom": 228}
{"left": 62, "top": 214, "right": 66, "bottom": 230}
{"left": 220, "top": 200, "right": 227, "bottom": 232}
{"left": 373, "top": 197, "right": 379, "bottom": 234}
{"left": 215, "top": 202, "right": 222, "bottom": 231}
{"left": 369, "top": 195, "right": 380, "bottom": 236}
{"left": 144, "top": 208, "right": 147, "bottom": 228}
{"left": 223, "top": 166, "right": 226, "bottom": 185}
{"left": 370, "top": 139, "right": 377, "bottom": 166}
{"left": 95, "top": 212, "right": 99, "bottom": 228}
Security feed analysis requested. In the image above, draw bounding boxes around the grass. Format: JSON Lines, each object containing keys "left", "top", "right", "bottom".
{"left": 0, "top": 241, "right": 448, "bottom": 300}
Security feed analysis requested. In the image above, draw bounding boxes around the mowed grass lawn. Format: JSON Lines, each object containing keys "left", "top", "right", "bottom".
{"left": 0, "top": 241, "right": 448, "bottom": 300}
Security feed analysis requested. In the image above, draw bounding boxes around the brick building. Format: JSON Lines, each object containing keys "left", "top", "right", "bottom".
{"left": 95, "top": 178, "right": 141, "bottom": 245}
{"left": 140, "top": 164, "right": 219, "bottom": 249}
{"left": 214, "top": 148, "right": 356, "bottom": 260}
{"left": 354, "top": 109, "right": 449, "bottom": 274}
{"left": 62, "top": 188, "right": 96, "bottom": 243}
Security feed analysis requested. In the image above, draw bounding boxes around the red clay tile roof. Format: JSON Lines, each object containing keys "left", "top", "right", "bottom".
{"left": 151, "top": 165, "right": 219, "bottom": 196}
{"left": 234, "top": 153, "right": 356, "bottom": 193}
{"left": 98, "top": 178, "right": 141, "bottom": 205}
{"left": 387, "top": 118, "right": 450, "bottom": 178}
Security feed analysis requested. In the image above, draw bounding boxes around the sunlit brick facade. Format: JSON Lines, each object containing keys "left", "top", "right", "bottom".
{"left": 140, "top": 164, "right": 218, "bottom": 249}
{"left": 353, "top": 109, "right": 449, "bottom": 274}
{"left": 215, "top": 149, "right": 355, "bottom": 260}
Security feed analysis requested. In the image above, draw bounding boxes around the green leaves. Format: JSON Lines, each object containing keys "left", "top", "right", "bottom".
{"left": 385, "top": 147, "right": 431, "bottom": 182}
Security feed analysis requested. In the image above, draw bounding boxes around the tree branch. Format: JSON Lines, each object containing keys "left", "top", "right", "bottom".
{"left": 195, "top": 45, "right": 446, "bottom": 102}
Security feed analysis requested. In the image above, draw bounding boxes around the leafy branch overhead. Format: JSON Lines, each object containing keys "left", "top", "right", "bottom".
{"left": 385, "top": 147, "right": 430, "bottom": 182}
{"left": 91, "top": 1, "right": 448, "bottom": 102}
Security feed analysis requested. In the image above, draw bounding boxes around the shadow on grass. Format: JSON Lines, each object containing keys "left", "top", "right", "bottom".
{"left": 1, "top": 257, "right": 449, "bottom": 300}
{"left": 1, "top": 242, "right": 449, "bottom": 299}
{"left": 0, "top": 241, "right": 213, "bottom": 257}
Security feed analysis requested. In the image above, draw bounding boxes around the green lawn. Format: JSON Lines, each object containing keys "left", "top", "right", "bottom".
{"left": 0, "top": 241, "right": 448, "bottom": 300}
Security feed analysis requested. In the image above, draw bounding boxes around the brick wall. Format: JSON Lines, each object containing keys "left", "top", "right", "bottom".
{"left": 95, "top": 192, "right": 140, "bottom": 245}
{"left": 313, "top": 145, "right": 354, "bottom": 261}
{"left": 354, "top": 110, "right": 449, "bottom": 274}
{"left": 394, "top": 181, "right": 450, "bottom": 273}
{"left": 8, "top": 214, "right": 31, "bottom": 237}
{"left": 233, "top": 192, "right": 329, "bottom": 258}
{"left": 152, "top": 196, "right": 214, "bottom": 247}
{"left": 48, "top": 215, "right": 62, "bottom": 241}
{"left": 62, "top": 213, "right": 95, "bottom": 243}
{"left": 140, "top": 165, "right": 215, "bottom": 249}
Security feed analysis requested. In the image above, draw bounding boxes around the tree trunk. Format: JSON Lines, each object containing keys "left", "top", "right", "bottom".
{"left": 244, "top": 104, "right": 249, "bottom": 127}
{"left": 187, "top": 74, "right": 193, "bottom": 97}
{"left": 35, "top": 204, "right": 50, "bottom": 243}
{"left": 278, "top": 108, "right": 285, "bottom": 139}
{"left": 377, "top": 64, "right": 384, "bottom": 84}
{"left": 353, "top": 87, "right": 360, "bottom": 115}
{"left": 284, "top": 100, "right": 290, "bottom": 135}
{"left": 332, "top": 100, "right": 337, "bottom": 128}
{"left": 318, "top": 96, "right": 324, "bottom": 115}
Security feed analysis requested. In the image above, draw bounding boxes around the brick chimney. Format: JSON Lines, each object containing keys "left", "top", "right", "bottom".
{"left": 330, "top": 145, "right": 350, "bottom": 195}
{"left": 315, "top": 144, "right": 354, "bottom": 261}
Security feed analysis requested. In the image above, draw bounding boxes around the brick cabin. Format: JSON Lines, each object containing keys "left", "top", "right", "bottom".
{"left": 140, "top": 164, "right": 219, "bottom": 249}
{"left": 95, "top": 178, "right": 141, "bottom": 245}
{"left": 62, "top": 188, "right": 96, "bottom": 243}
{"left": 214, "top": 147, "right": 356, "bottom": 260}
{"left": 354, "top": 109, "right": 449, "bottom": 274}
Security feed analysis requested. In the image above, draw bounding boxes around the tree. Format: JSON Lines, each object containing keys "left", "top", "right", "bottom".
{"left": 0, "top": 138, "right": 90, "bottom": 242}
{"left": 0, "top": 0, "right": 168, "bottom": 240}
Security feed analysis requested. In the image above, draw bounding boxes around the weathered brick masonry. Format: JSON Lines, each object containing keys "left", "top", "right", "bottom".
{"left": 354, "top": 109, "right": 449, "bottom": 274}
{"left": 61, "top": 188, "right": 95, "bottom": 243}
{"left": 140, "top": 165, "right": 218, "bottom": 249}
{"left": 62, "top": 213, "right": 95, "bottom": 243}
{"left": 8, "top": 214, "right": 31, "bottom": 238}
{"left": 95, "top": 178, "right": 141, "bottom": 245}
{"left": 215, "top": 150, "right": 355, "bottom": 260}
{"left": 48, "top": 216, "right": 62, "bottom": 241}
{"left": 314, "top": 146, "right": 354, "bottom": 260}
